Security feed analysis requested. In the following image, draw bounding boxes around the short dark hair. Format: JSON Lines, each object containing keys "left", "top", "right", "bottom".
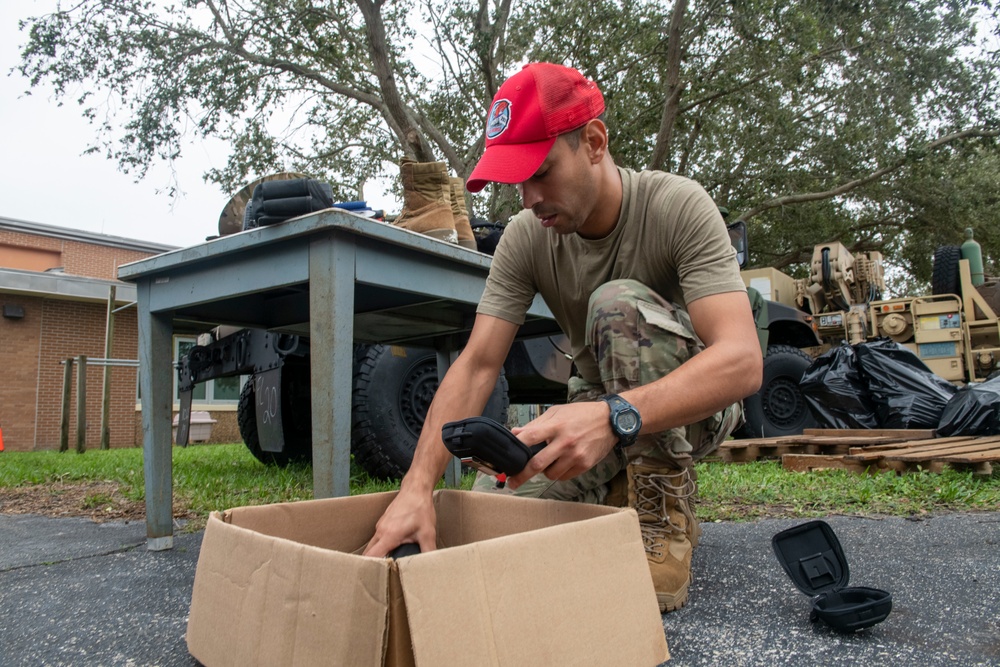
{"left": 561, "top": 114, "right": 607, "bottom": 150}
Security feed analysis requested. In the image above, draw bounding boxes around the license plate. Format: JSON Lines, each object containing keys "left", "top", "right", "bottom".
{"left": 918, "top": 342, "right": 957, "bottom": 358}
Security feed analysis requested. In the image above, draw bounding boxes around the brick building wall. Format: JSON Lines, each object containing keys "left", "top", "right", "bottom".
{"left": 129, "top": 410, "right": 241, "bottom": 447}
{"left": 30, "top": 300, "right": 139, "bottom": 450}
{"left": 1, "top": 217, "right": 250, "bottom": 453}
{"left": 203, "top": 411, "right": 241, "bottom": 443}
{"left": 1, "top": 296, "right": 143, "bottom": 451}
{"left": 1, "top": 221, "right": 151, "bottom": 450}
{"left": 0, "top": 286, "right": 141, "bottom": 452}
{"left": 0, "top": 229, "right": 152, "bottom": 280}
{"left": 0, "top": 294, "right": 43, "bottom": 450}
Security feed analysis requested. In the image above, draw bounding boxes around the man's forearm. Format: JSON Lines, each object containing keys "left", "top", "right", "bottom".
{"left": 400, "top": 357, "right": 500, "bottom": 493}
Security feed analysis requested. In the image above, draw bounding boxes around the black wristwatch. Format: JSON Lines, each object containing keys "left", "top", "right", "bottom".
{"left": 600, "top": 394, "right": 642, "bottom": 450}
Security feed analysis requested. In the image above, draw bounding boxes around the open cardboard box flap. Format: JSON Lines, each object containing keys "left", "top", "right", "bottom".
{"left": 187, "top": 489, "right": 669, "bottom": 667}
{"left": 187, "top": 510, "right": 393, "bottom": 666}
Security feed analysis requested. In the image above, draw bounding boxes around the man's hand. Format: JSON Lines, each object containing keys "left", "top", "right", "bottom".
{"left": 364, "top": 314, "right": 518, "bottom": 556}
{"left": 506, "top": 401, "right": 617, "bottom": 489}
{"left": 362, "top": 486, "right": 437, "bottom": 557}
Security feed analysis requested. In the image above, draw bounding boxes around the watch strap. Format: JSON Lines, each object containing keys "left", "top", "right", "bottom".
{"left": 600, "top": 393, "right": 641, "bottom": 449}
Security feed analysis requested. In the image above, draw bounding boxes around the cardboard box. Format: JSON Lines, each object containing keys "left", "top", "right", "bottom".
{"left": 187, "top": 489, "right": 669, "bottom": 666}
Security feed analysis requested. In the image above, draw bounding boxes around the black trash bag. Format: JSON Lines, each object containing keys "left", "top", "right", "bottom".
{"left": 854, "top": 338, "right": 957, "bottom": 429}
{"left": 937, "top": 375, "right": 1000, "bottom": 436}
{"left": 800, "top": 343, "right": 879, "bottom": 429}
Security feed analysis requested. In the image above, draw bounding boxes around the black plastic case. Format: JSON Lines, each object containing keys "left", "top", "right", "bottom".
{"left": 771, "top": 520, "right": 892, "bottom": 632}
{"left": 441, "top": 416, "right": 545, "bottom": 477}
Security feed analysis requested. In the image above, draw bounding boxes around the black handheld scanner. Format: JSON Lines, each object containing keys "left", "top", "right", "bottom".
{"left": 441, "top": 416, "right": 546, "bottom": 477}
{"left": 387, "top": 543, "right": 421, "bottom": 559}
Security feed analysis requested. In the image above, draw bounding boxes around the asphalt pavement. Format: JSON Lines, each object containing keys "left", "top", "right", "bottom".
{"left": 1, "top": 511, "right": 998, "bottom": 666}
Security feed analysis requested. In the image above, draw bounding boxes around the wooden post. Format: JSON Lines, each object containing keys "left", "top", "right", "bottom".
{"left": 76, "top": 355, "right": 87, "bottom": 454}
{"left": 100, "top": 285, "right": 116, "bottom": 450}
{"left": 59, "top": 358, "right": 74, "bottom": 452}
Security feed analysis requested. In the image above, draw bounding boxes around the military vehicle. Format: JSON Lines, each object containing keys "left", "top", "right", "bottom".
{"left": 738, "top": 228, "right": 1000, "bottom": 435}
{"left": 727, "top": 221, "right": 823, "bottom": 438}
{"left": 176, "top": 176, "right": 571, "bottom": 478}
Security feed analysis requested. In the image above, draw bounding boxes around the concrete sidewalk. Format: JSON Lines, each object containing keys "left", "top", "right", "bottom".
{"left": 1, "top": 512, "right": 998, "bottom": 666}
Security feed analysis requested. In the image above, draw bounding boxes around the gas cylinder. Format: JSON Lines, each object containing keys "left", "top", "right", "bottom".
{"left": 961, "top": 228, "right": 984, "bottom": 287}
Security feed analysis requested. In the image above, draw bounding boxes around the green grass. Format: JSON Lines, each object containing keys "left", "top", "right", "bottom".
{"left": 0, "top": 444, "right": 470, "bottom": 528}
{"left": 2, "top": 445, "right": 998, "bottom": 526}
{"left": 695, "top": 459, "right": 1000, "bottom": 521}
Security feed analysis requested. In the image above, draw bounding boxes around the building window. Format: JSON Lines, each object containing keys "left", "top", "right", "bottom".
{"left": 0, "top": 243, "right": 62, "bottom": 272}
{"left": 174, "top": 337, "right": 246, "bottom": 405}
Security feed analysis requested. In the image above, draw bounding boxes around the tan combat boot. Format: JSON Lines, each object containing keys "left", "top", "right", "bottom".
{"left": 627, "top": 463, "right": 698, "bottom": 613}
{"left": 603, "top": 469, "right": 629, "bottom": 508}
{"left": 687, "top": 465, "right": 702, "bottom": 548}
{"left": 449, "top": 177, "right": 478, "bottom": 250}
{"left": 393, "top": 160, "right": 457, "bottom": 243}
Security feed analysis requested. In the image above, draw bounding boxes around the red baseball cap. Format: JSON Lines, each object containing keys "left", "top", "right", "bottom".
{"left": 466, "top": 63, "right": 605, "bottom": 193}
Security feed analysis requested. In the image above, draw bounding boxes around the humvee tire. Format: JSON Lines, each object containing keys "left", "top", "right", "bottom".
{"left": 237, "top": 358, "right": 313, "bottom": 466}
{"left": 236, "top": 343, "right": 521, "bottom": 476}
{"left": 351, "top": 344, "right": 509, "bottom": 479}
{"left": 737, "top": 344, "right": 817, "bottom": 438}
{"left": 932, "top": 245, "right": 961, "bottom": 296}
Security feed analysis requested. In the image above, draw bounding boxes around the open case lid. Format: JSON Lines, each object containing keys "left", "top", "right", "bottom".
{"left": 771, "top": 520, "right": 850, "bottom": 596}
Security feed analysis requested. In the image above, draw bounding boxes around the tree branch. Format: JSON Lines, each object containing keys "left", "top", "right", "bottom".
{"left": 736, "top": 128, "right": 1000, "bottom": 222}
{"left": 649, "top": 0, "right": 687, "bottom": 171}
{"left": 354, "top": 0, "right": 435, "bottom": 160}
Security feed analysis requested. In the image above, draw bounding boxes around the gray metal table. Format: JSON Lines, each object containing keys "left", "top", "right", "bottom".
{"left": 119, "top": 211, "right": 557, "bottom": 550}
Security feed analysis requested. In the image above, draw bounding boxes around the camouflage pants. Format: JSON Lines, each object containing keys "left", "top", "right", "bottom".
{"left": 473, "top": 279, "right": 742, "bottom": 502}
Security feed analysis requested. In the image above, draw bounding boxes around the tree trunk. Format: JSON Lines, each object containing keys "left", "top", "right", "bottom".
{"left": 649, "top": 0, "right": 688, "bottom": 171}
{"left": 356, "top": 0, "right": 436, "bottom": 161}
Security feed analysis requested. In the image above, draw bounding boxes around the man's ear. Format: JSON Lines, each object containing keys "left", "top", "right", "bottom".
{"left": 582, "top": 119, "right": 608, "bottom": 164}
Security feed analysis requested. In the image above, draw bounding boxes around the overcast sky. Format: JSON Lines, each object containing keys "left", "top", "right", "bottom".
{"left": 1, "top": 1, "right": 396, "bottom": 249}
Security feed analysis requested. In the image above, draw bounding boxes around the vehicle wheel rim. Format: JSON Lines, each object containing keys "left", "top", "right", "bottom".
{"left": 762, "top": 377, "right": 805, "bottom": 428}
{"left": 399, "top": 362, "right": 439, "bottom": 438}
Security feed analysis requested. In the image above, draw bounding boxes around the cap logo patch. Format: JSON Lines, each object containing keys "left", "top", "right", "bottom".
{"left": 486, "top": 99, "right": 511, "bottom": 140}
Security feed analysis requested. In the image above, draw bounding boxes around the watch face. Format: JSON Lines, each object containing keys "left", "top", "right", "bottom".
{"left": 617, "top": 410, "right": 640, "bottom": 434}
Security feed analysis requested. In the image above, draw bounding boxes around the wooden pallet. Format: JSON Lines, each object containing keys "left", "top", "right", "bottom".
{"left": 724, "top": 429, "right": 1000, "bottom": 475}
{"left": 844, "top": 435, "right": 1000, "bottom": 475}
{"left": 719, "top": 428, "right": 936, "bottom": 463}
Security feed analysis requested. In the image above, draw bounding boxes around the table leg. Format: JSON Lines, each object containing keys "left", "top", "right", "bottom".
{"left": 138, "top": 281, "right": 174, "bottom": 550}
{"left": 436, "top": 348, "right": 463, "bottom": 487}
{"left": 309, "top": 233, "right": 356, "bottom": 498}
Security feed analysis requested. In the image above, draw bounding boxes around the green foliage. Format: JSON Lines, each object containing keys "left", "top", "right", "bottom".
{"left": 12, "top": 0, "right": 1000, "bottom": 283}
{"left": 81, "top": 492, "right": 116, "bottom": 509}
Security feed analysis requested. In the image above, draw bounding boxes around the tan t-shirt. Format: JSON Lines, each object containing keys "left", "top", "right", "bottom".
{"left": 478, "top": 167, "right": 746, "bottom": 383}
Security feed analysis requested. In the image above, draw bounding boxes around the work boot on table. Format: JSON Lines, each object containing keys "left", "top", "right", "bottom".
{"left": 627, "top": 463, "right": 698, "bottom": 613}
{"left": 449, "top": 177, "right": 478, "bottom": 250}
{"left": 393, "top": 159, "right": 457, "bottom": 244}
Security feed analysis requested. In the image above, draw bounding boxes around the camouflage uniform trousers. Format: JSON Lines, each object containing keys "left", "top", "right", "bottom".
{"left": 473, "top": 279, "right": 743, "bottom": 503}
